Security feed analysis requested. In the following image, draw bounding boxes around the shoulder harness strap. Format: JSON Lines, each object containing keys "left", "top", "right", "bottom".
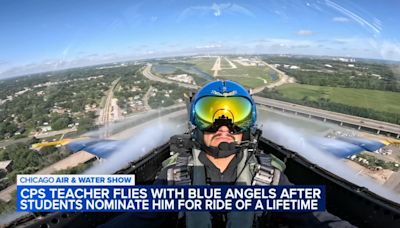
{"left": 166, "top": 134, "right": 207, "bottom": 186}
{"left": 167, "top": 148, "right": 206, "bottom": 185}
{"left": 167, "top": 153, "right": 192, "bottom": 185}
{"left": 166, "top": 134, "right": 193, "bottom": 185}
{"left": 252, "top": 152, "right": 285, "bottom": 186}
{"left": 236, "top": 148, "right": 254, "bottom": 185}
{"left": 165, "top": 147, "right": 210, "bottom": 227}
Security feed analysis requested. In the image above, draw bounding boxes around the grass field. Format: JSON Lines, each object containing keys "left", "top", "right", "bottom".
{"left": 188, "top": 57, "right": 278, "bottom": 88}
{"left": 276, "top": 84, "right": 400, "bottom": 114}
{"left": 218, "top": 64, "right": 273, "bottom": 86}
{"left": 217, "top": 76, "right": 266, "bottom": 88}
{"left": 187, "top": 58, "right": 215, "bottom": 75}
{"left": 220, "top": 57, "right": 232, "bottom": 68}
{"left": 218, "top": 63, "right": 272, "bottom": 80}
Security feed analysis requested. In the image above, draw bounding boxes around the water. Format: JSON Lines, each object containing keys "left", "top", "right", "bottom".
{"left": 270, "top": 71, "right": 278, "bottom": 81}
{"left": 184, "top": 66, "right": 214, "bottom": 80}
{"left": 152, "top": 64, "right": 176, "bottom": 74}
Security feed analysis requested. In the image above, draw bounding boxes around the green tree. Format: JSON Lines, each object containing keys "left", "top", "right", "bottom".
{"left": 78, "top": 117, "right": 94, "bottom": 132}
{"left": 51, "top": 117, "right": 71, "bottom": 130}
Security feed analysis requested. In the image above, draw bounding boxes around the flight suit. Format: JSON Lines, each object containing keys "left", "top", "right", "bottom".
{"left": 100, "top": 148, "right": 356, "bottom": 228}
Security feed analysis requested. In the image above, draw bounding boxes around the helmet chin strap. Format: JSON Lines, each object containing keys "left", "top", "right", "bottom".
{"left": 200, "top": 141, "right": 241, "bottom": 158}
{"left": 192, "top": 128, "right": 242, "bottom": 158}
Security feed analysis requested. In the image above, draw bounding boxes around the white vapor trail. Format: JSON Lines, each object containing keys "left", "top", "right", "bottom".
{"left": 261, "top": 120, "right": 399, "bottom": 204}
{"left": 326, "top": 0, "right": 381, "bottom": 36}
{"left": 85, "top": 115, "right": 186, "bottom": 175}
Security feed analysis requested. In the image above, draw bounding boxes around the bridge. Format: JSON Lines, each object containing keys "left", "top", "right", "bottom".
{"left": 253, "top": 96, "right": 400, "bottom": 138}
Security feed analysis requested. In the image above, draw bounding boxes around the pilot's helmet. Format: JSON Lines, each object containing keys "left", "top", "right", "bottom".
{"left": 190, "top": 80, "right": 257, "bottom": 134}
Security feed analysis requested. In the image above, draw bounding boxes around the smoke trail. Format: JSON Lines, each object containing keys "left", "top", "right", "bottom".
{"left": 85, "top": 105, "right": 185, "bottom": 138}
{"left": 85, "top": 112, "right": 187, "bottom": 174}
{"left": 261, "top": 120, "right": 400, "bottom": 203}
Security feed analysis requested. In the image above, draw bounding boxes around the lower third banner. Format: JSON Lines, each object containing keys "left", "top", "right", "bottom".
{"left": 17, "top": 185, "right": 325, "bottom": 212}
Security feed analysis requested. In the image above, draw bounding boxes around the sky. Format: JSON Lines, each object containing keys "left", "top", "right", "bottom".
{"left": 1, "top": 0, "right": 400, "bottom": 78}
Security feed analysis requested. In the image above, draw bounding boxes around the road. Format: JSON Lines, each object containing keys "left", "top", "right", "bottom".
{"left": 211, "top": 56, "right": 238, "bottom": 77}
{"left": 99, "top": 78, "right": 120, "bottom": 125}
{"left": 211, "top": 56, "right": 221, "bottom": 77}
{"left": 224, "top": 57, "right": 237, "bottom": 69}
{"left": 0, "top": 128, "right": 77, "bottom": 149}
{"left": 142, "top": 64, "right": 199, "bottom": 89}
{"left": 143, "top": 86, "right": 153, "bottom": 111}
{"left": 35, "top": 128, "right": 77, "bottom": 139}
{"left": 251, "top": 60, "right": 294, "bottom": 94}
{"left": 254, "top": 96, "right": 400, "bottom": 137}
{"left": 98, "top": 78, "right": 120, "bottom": 137}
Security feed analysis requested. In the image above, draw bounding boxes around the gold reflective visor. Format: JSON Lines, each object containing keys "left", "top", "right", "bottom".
{"left": 194, "top": 96, "right": 253, "bottom": 132}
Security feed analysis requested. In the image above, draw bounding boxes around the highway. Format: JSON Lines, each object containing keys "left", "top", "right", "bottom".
{"left": 35, "top": 128, "right": 77, "bottom": 139}
{"left": 142, "top": 64, "right": 199, "bottom": 89}
{"left": 0, "top": 128, "right": 77, "bottom": 149}
{"left": 142, "top": 86, "right": 153, "bottom": 111}
{"left": 254, "top": 96, "right": 400, "bottom": 137}
{"left": 211, "top": 56, "right": 221, "bottom": 76}
{"left": 99, "top": 78, "right": 120, "bottom": 137}
{"left": 251, "top": 60, "right": 294, "bottom": 94}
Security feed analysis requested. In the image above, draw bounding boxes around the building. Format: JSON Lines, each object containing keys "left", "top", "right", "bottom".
{"left": 0, "top": 160, "right": 13, "bottom": 178}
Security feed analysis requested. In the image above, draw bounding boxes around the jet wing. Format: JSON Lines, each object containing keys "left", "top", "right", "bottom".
{"left": 66, "top": 139, "right": 127, "bottom": 159}
{"left": 336, "top": 136, "right": 386, "bottom": 152}
{"left": 308, "top": 136, "right": 387, "bottom": 158}
{"left": 66, "top": 136, "right": 388, "bottom": 159}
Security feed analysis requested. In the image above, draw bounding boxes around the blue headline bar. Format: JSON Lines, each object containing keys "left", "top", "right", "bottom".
{"left": 17, "top": 185, "right": 325, "bottom": 212}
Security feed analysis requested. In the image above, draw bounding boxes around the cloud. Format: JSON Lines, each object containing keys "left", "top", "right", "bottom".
{"left": 195, "top": 43, "right": 223, "bottom": 49}
{"left": 211, "top": 3, "right": 222, "bottom": 16}
{"left": 143, "top": 50, "right": 155, "bottom": 55}
{"left": 224, "top": 3, "right": 254, "bottom": 17}
{"left": 0, "top": 52, "right": 138, "bottom": 79}
{"left": 331, "top": 37, "right": 358, "bottom": 44}
{"left": 326, "top": 0, "right": 381, "bottom": 35}
{"left": 273, "top": 10, "right": 289, "bottom": 19}
{"left": 238, "top": 37, "right": 400, "bottom": 61}
{"left": 297, "top": 30, "right": 314, "bottom": 36}
{"left": 61, "top": 45, "right": 72, "bottom": 59}
{"left": 0, "top": 60, "right": 9, "bottom": 66}
{"left": 251, "top": 38, "right": 318, "bottom": 53}
{"left": 332, "top": 16, "right": 350, "bottom": 22}
{"left": 179, "top": 2, "right": 254, "bottom": 20}
{"left": 377, "top": 40, "right": 400, "bottom": 61}
{"left": 325, "top": 37, "right": 400, "bottom": 60}
{"left": 2, "top": 36, "right": 399, "bottom": 79}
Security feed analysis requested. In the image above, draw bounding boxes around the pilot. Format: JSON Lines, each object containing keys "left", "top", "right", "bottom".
{"left": 101, "top": 80, "right": 354, "bottom": 228}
